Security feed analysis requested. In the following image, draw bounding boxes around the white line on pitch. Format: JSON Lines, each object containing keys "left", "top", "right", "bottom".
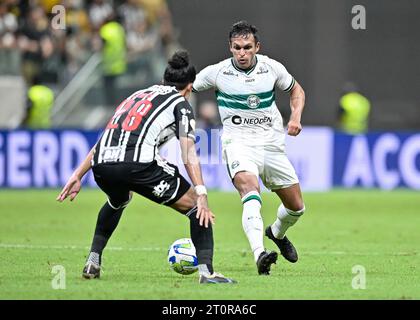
{"left": 0, "top": 243, "right": 416, "bottom": 256}
{"left": 0, "top": 243, "right": 161, "bottom": 251}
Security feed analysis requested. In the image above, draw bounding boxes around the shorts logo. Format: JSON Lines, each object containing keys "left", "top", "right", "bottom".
{"left": 247, "top": 95, "right": 260, "bottom": 109}
{"left": 153, "top": 180, "right": 171, "bottom": 198}
{"left": 231, "top": 161, "right": 240, "bottom": 169}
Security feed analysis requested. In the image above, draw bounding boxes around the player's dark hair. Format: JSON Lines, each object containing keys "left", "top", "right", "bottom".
{"left": 163, "top": 51, "right": 196, "bottom": 90}
{"left": 229, "top": 20, "right": 259, "bottom": 43}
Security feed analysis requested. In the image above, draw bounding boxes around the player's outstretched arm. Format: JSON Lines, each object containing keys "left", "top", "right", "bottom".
{"left": 56, "top": 146, "right": 95, "bottom": 202}
{"left": 179, "top": 136, "right": 215, "bottom": 228}
{"left": 287, "top": 80, "right": 305, "bottom": 136}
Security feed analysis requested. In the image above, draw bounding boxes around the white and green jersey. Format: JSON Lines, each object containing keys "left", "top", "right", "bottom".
{"left": 193, "top": 54, "right": 295, "bottom": 150}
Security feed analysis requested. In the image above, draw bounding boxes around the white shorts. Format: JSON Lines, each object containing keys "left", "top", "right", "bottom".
{"left": 222, "top": 142, "right": 299, "bottom": 190}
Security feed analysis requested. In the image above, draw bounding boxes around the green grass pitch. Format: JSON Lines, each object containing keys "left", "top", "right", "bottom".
{"left": 0, "top": 189, "right": 419, "bottom": 300}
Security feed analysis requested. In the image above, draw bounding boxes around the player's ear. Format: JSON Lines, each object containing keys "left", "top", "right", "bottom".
{"left": 182, "top": 83, "right": 194, "bottom": 98}
{"left": 255, "top": 41, "right": 260, "bottom": 53}
{"left": 229, "top": 40, "right": 234, "bottom": 53}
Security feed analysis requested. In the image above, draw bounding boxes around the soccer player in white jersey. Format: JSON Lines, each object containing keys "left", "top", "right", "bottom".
{"left": 193, "top": 21, "right": 306, "bottom": 275}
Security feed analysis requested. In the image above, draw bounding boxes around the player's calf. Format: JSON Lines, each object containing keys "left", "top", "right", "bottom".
{"left": 241, "top": 191, "right": 265, "bottom": 262}
{"left": 184, "top": 205, "right": 237, "bottom": 284}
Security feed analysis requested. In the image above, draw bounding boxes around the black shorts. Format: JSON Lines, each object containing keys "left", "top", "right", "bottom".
{"left": 92, "top": 159, "right": 191, "bottom": 208}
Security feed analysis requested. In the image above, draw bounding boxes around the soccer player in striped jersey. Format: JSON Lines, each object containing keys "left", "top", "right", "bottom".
{"left": 57, "top": 51, "right": 235, "bottom": 284}
{"left": 193, "top": 21, "right": 306, "bottom": 275}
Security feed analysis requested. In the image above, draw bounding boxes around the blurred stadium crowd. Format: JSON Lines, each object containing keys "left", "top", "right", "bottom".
{"left": 0, "top": 0, "right": 202, "bottom": 129}
{"left": 0, "top": 0, "right": 220, "bottom": 129}
{"left": 0, "top": 0, "right": 176, "bottom": 86}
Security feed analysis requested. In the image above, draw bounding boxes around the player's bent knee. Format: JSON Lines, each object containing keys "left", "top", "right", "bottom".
{"left": 233, "top": 173, "right": 260, "bottom": 196}
{"left": 283, "top": 196, "right": 304, "bottom": 212}
{"left": 235, "top": 180, "right": 260, "bottom": 191}
{"left": 285, "top": 204, "right": 305, "bottom": 216}
{"left": 107, "top": 193, "right": 132, "bottom": 210}
{"left": 170, "top": 187, "right": 196, "bottom": 213}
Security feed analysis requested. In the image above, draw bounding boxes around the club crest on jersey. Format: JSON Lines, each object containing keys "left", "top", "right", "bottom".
{"left": 247, "top": 95, "right": 260, "bottom": 109}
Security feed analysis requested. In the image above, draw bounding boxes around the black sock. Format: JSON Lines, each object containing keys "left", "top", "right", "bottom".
{"left": 185, "top": 206, "right": 214, "bottom": 274}
{"left": 90, "top": 202, "right": 124, "bottom": 261}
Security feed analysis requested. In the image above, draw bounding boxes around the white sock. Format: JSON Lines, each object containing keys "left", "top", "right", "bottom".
{"left": 271, "top": 204, "right": 305, "bottom": 239}
{"left": 241, "top": 191, "right": 265, "bottom": 262}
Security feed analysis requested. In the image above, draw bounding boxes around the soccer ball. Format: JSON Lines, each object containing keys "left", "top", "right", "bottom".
{"left": 167, "top": 238, "right": 198, "bottom": 275}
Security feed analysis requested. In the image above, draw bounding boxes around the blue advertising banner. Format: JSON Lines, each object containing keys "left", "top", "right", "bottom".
{"left": 0, "top": 130, "right": 100, "bottom": 188}
{"left": 333, "top": 132, "right": 420, "bottom": 189}
{"left": 1, "top": 129, "right": 419, "bottom": 190}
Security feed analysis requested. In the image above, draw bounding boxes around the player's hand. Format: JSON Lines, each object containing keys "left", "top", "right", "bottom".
{"left": 287, "top": 120, "right": 302, "bottom": 136}
{"left": 56, "top": 174, "right": 82, "bottom": 202}
{"left": 196, "top": 195, "right": 215, "bottom": 228}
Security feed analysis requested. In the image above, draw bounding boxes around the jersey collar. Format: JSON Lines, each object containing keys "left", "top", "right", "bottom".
{"left": 231, "top": 56, "right": 258, "bottom": 75}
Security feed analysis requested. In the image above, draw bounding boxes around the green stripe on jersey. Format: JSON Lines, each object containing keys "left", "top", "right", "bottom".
{"left": 217, "top": 90, "right": 274, "bottom": 101}
{"left": 216, "top": 90, "right": 275, "bottom": 110}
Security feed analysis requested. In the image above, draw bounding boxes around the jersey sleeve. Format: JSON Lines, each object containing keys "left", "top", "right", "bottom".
{"left": 192, "top": 63, "right": 219, "bottom": 92}
{"left": 173, "top": 100, "right": 196, "bottom": 141}
{"left": 268, "top": 58, "right": 296, "bottom": 93}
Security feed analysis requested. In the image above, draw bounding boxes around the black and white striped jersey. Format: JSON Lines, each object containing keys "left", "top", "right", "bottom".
{"left": 92, "top": 85, "right": 196, "bottom": 165}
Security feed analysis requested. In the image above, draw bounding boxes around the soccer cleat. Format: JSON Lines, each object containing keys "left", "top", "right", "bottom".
{"left": 199, "top": 272, "right": 237, "bottom": 284}
{"left": 256, "top": 250, "right": 278, "bottom": 275}
{"left": 82, "top": 262, "right": 101, "bottom": 279}
{"left": 265, "top": 226, "right": 298, "bottom": 263}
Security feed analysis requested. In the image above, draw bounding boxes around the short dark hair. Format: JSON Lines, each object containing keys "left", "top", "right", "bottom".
{"left": 163, "top": 51, "right": 196, "bottom": 90}
{"left": 229, "top": 20, "right": 259, "bottom": 43}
